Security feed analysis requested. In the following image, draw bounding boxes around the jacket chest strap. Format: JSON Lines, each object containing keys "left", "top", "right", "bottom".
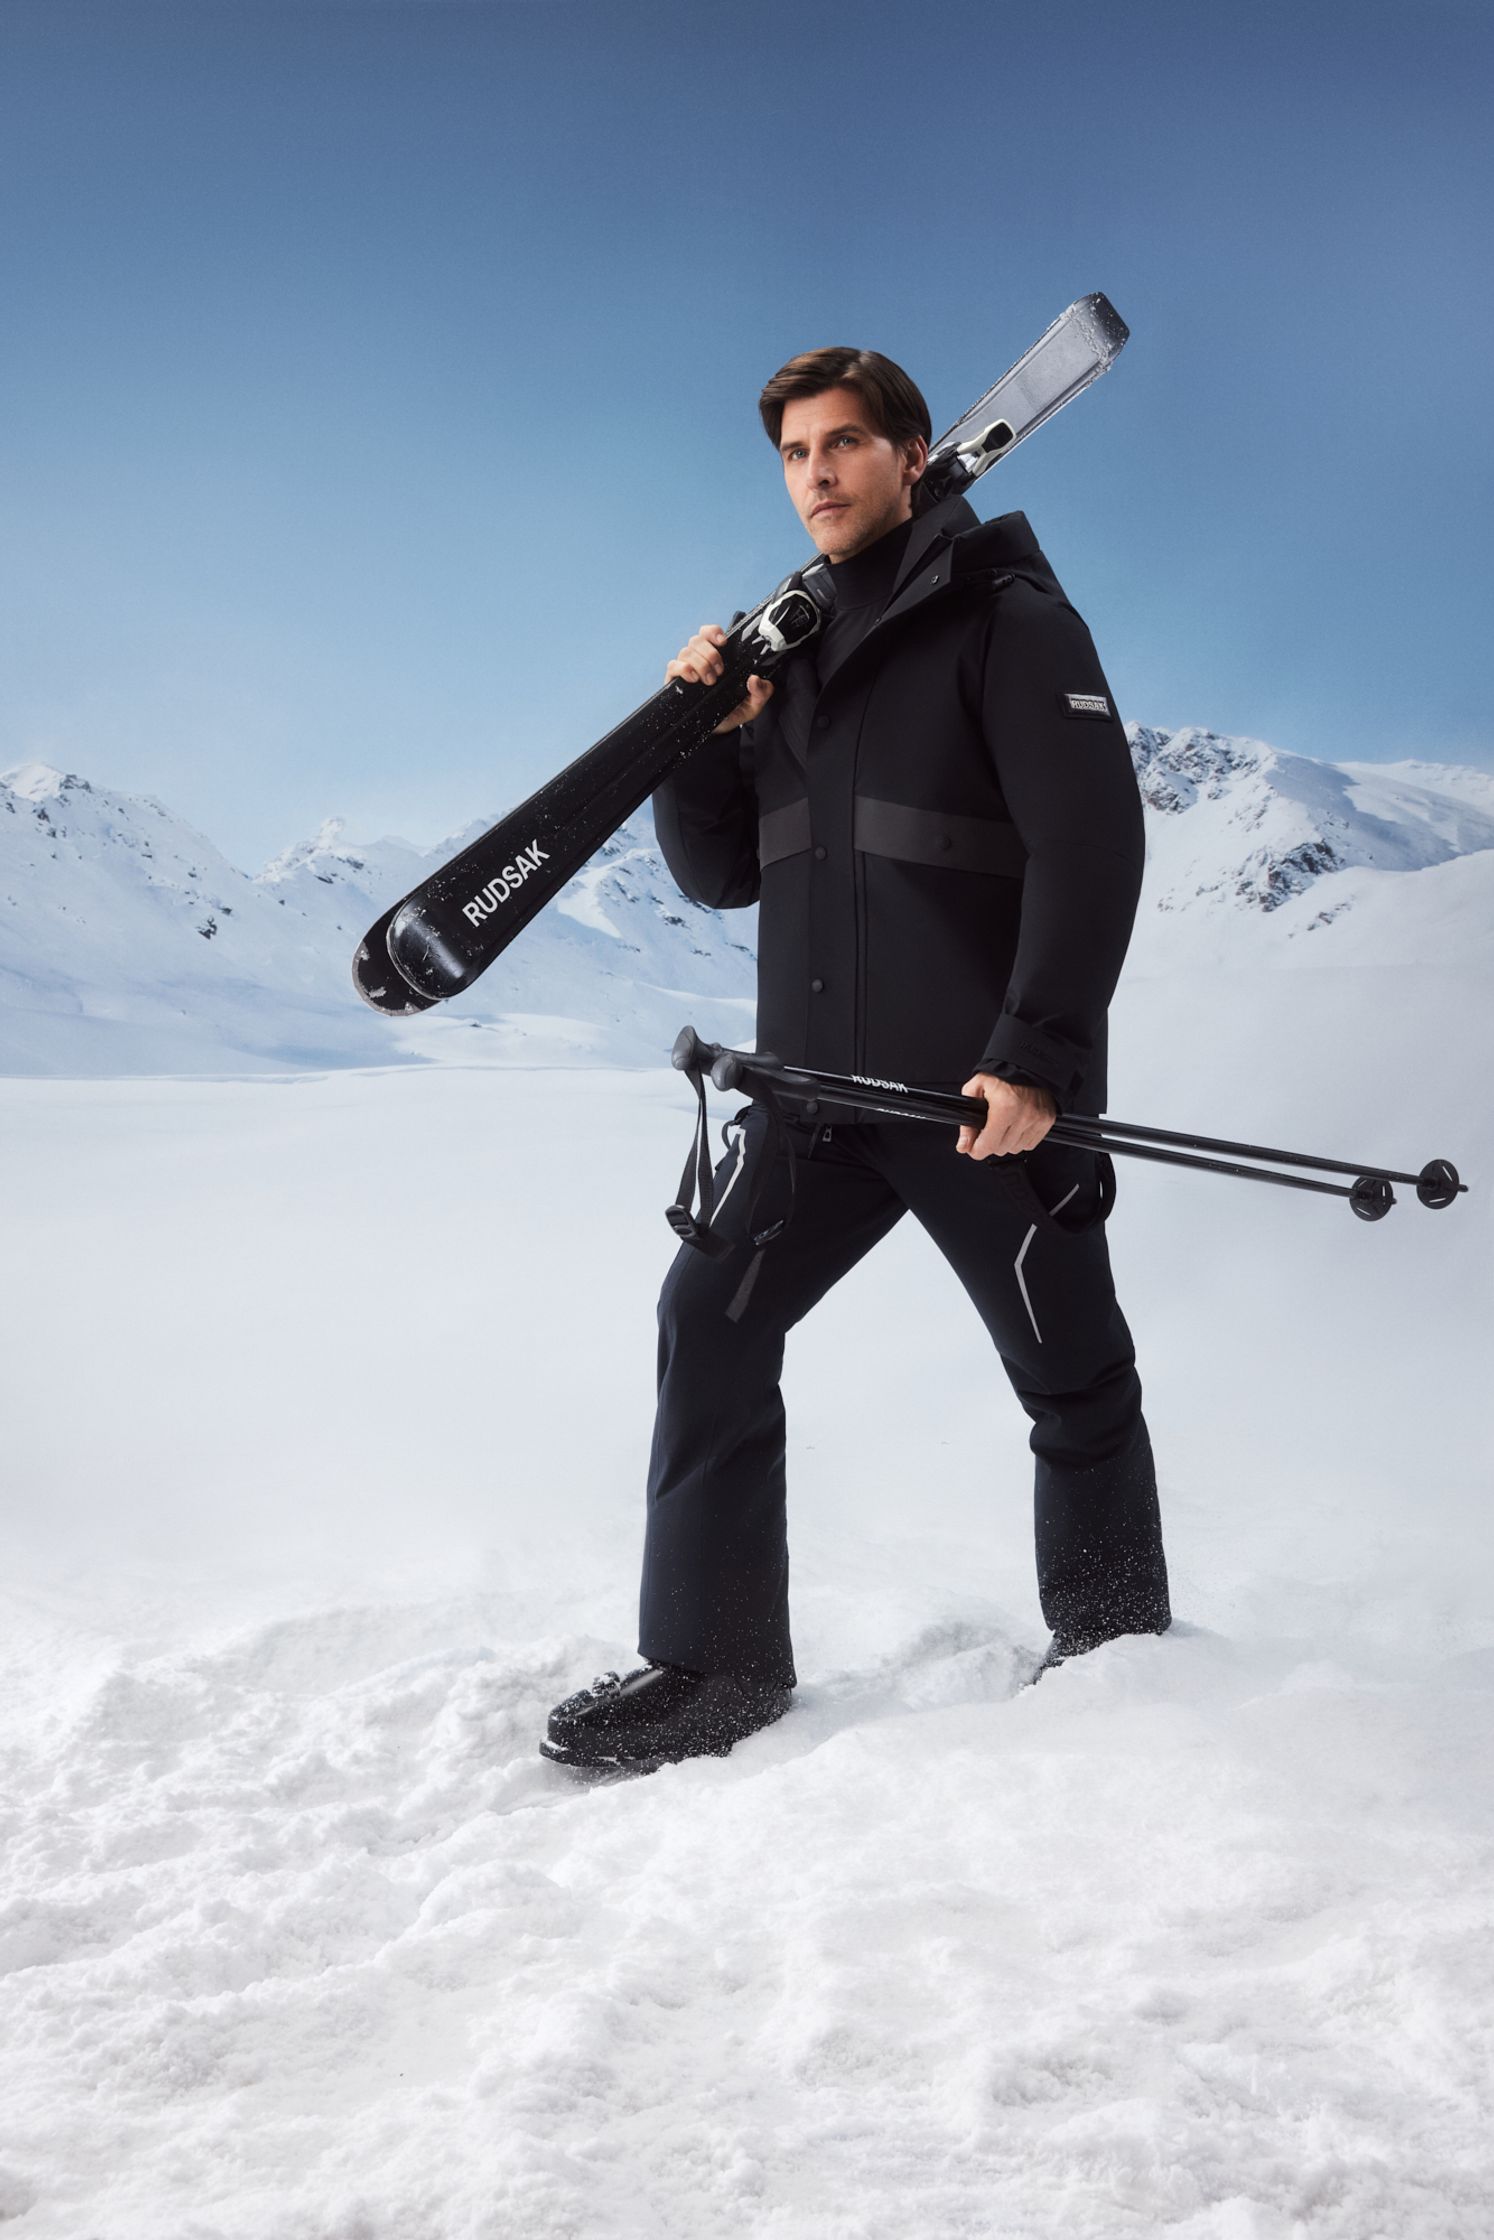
{"left": 758, "top": 795, "right": 1024, "bottom": 878}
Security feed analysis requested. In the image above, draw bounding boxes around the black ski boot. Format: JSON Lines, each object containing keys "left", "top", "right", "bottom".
{"left": 540, "top": 1661, "right": 793, "bottom": 1772}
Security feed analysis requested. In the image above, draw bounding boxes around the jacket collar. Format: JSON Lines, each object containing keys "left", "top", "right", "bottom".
{"left": 768, "top": 502, "right": 1052, "bottom": 776}
{"left": 826, "top": 499, "right": 1048, "bottom": 680}
{"left": 888, "top": 492, "right": 978, "bottom": 599}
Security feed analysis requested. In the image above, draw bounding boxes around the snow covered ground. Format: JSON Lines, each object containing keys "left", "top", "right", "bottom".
{"left": 3, "top": 938, "right": 1492, "bottom": 2236}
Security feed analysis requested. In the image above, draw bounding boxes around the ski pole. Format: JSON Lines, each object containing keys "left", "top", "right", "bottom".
{"left": 670, "top": 1028, "right": 1468, "bottom": 1223}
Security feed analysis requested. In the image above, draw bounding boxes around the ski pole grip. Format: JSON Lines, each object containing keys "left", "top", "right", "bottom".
{"left": 671, "top": 1025, "right": 719, "bottom": 1076}
{"left": 711, "top": 1045, "right": 787, "bottom": 1094}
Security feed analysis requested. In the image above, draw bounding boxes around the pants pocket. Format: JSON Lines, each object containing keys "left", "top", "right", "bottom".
{"left": 1008, "top": 1137, "right": 1116, "bottom": 1235}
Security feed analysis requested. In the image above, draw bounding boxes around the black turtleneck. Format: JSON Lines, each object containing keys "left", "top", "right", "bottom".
{"left": 814, "top": 515, "right": 915, "bottom": 690}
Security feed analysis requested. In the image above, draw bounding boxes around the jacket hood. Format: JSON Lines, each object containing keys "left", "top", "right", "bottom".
{"left": 878, "top": 494, "right": 1061, "bottom": 625}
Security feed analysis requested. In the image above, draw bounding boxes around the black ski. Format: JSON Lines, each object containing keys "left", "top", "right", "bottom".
{"left": 353, "top": 294, "right": 1130, "bottom": 1014}
{"left": 353, "top": 575, "right": 831, "bottom": 1012}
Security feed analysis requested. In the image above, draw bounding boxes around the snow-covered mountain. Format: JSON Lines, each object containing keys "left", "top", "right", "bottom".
{"left": 1123, "top": 726, "right": 1494, "bottom": 976}
{"left": 0, "top": 764, "right": 756, "bottom": 1076}
{"left": 2, "top": 726, "right": 1491, "bottom": 1075}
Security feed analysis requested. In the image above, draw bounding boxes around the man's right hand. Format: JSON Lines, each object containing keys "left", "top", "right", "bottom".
{"left": 666, "top": 624, "right": 775, "bottom": 736}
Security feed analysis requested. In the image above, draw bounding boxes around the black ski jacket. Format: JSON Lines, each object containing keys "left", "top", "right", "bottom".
{"left": 652, "top": 494, "right": 1144, "bottom": 1114}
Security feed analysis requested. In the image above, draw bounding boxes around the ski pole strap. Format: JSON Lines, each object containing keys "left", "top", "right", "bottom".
{"left": 664, "top": 1064, "right": 799, "bottom": 1259}
{"left": 665, "top": 1057, "right": 733, "bottom": 1258}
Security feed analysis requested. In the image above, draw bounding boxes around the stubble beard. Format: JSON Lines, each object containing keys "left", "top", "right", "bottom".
{"left": 812, "top": 489, "right": 912, "bottom": 564}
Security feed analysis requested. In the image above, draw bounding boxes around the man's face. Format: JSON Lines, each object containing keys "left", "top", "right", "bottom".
{"left": 777, "top": 386, "right": 927, "bottom": 563}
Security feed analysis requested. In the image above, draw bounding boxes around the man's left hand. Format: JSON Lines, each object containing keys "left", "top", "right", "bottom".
{"left": 957, "top": 1073, "right": 1058, "bottom": 1160}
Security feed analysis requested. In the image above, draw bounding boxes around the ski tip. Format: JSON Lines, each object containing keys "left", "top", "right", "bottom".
{"left": 351, "top": 961, "right": 438, "bottom": 1015}
{"left": 351, "top": 925, "right": 440, "bottom": 1015}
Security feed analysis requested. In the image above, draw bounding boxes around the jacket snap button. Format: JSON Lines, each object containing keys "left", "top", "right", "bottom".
{"left": 813, "top": 845, "right": 827, "bottom": 860}
{"left": 937, "top": 834, "right": 952, "bottom": 852}
{"left": 813, "top": 715, "right": 830, "bottom": 732}
{"left": 810, "top": 977, "right": 824, "bottom": 993}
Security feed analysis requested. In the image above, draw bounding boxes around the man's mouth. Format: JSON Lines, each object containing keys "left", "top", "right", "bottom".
{"left": 811, "top": 502, "right": 848, "bottom": 519}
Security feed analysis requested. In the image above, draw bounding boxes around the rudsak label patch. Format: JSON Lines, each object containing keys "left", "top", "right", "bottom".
{"left": 1061, "top": 691, "right": 1112, "bottom": 720}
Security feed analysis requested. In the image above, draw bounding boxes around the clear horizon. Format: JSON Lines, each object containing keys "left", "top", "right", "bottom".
{"left": 2, "top": 0, "right": 1490, "bottom": 867}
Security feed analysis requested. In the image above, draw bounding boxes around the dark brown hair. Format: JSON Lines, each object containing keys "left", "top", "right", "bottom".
{"left": 758, "top": 346, "right": 933, "bottom": 505}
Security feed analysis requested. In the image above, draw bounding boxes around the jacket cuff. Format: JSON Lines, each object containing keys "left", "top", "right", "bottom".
{"left": 987, "top": 1066, "right": 1059, "bottom": 1103}
{"left": 975, "top": 1019, "right": 1087, "bottom": 1108}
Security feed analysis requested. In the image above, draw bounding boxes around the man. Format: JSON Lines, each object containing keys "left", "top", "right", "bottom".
{"left": 542, "top": 347, "right": 1171, "bottom": 1772}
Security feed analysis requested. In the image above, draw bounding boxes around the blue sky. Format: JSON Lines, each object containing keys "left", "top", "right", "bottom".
{"left": 2, "top": 0, "right": 1490, "bottom": 865}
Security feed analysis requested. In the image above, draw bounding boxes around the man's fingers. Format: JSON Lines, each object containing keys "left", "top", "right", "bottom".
{"left": 667, "top": 634, "right": 776, "bottom": 733}
{"left": 957, "top": 1078, "right": 990, "bottom": 1158}
{"left": 960, "top": 1119, "right": 1029, "bottom": 1160}
{"left": 708, "top": 674, "right": 775, "bottom": 736}
{"left": 955, "top": 1073, "right": 1057, "bottom": 1160}
{"left": 723, "top": 688, "right": 762, "bottom": 729}
{"left": 665, "top": 626, "right": 728, "bottom": 687}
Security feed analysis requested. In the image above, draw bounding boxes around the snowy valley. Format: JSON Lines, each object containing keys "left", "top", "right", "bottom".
{"left": 2, "top": 727, "right": 1492, "bottom": 2239}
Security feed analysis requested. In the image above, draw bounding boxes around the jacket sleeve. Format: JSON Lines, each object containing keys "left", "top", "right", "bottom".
{"left": 650, "top": 608, "right": 763, "bottom": 908}
{"left": 651, "top": 723, "right": 761, "bottom": 909}
{"left": 975, "top": 582, "right": 1145, "bottom": 1109}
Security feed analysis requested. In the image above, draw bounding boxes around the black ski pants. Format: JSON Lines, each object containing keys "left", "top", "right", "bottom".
{"left": 639, "top": 1106, "right": 1171, "bottom": 1687}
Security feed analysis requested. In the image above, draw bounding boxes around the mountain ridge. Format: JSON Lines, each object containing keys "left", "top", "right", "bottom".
{"left": 2, "top": 726, "right": 1490, "bottom": 1076}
